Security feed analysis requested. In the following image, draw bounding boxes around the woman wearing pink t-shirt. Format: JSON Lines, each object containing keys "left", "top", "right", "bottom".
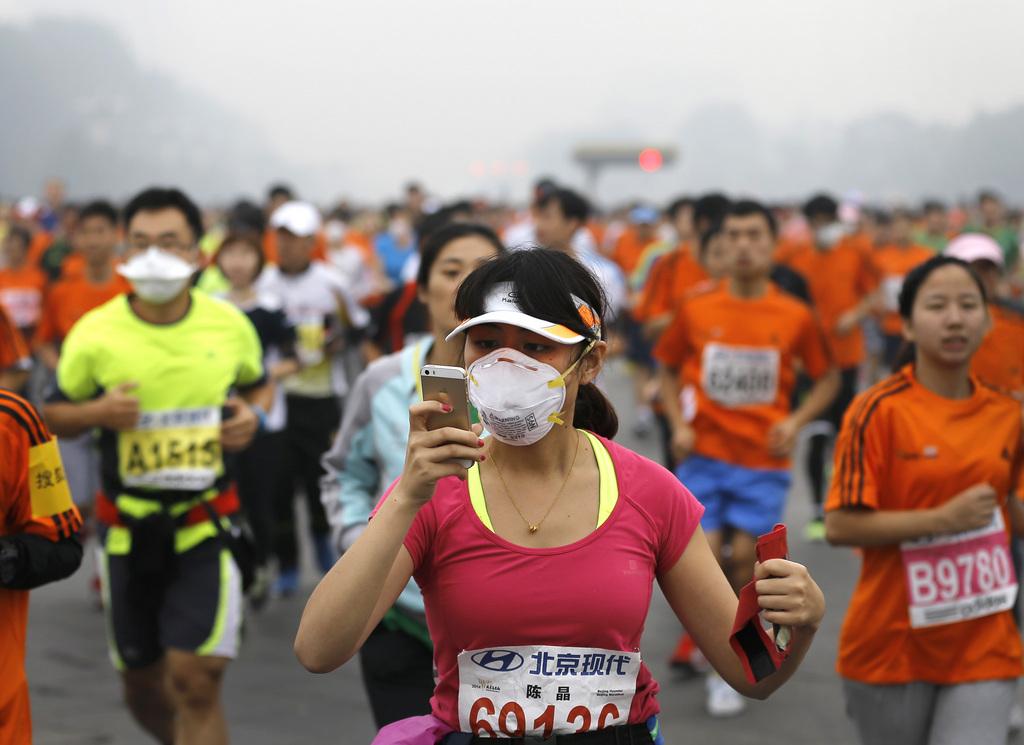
{"left": 296, "top": 249, "right": 825, "bottom": 744}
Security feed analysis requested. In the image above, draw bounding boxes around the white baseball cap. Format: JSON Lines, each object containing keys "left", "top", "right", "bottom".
{"left": 446, "top": 281, "right": 601, "bottom": 345}
{"left": 269, "top": 201, "right": 321, "bottom": 237}
{"left": 945, "top": 233, "right": 1004, "bottom": 269}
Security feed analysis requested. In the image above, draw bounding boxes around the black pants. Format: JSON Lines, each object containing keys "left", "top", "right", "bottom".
{"left": 807, "top": 366, "right": 859, "bottom": 512}
{"left": 359, "top": 623, "right": 435, "bottom": 729}
{"left": 236, "top": 429, "right": 287, "bottom": 566}
{"left": 273, "top": 394, "right": 340, "bottom": 570}
{"left": 654, "top": 411, "right": 674, "bottom": 470}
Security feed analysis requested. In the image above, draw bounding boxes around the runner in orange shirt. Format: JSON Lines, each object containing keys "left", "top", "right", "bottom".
{"left": 630, "top": 198, "right": 696, "bottom": 299}
{"left": 825, "top": 255, "right": 1024, "bottom": 745}
{"left": 633, "top": 196, "right": 716, "bottom": 337}
{"left": 782, "top": 194, "right": 880, "bottom": 539}
{"left": 0, "top": 227, "right": 48, "bottom": 338}
{"left": 35, "top": 200, "right": 128, "bottom": 370}
{"left": 0, "top": 390, "right": 84, "bottom": 745}
{"left": 34, "top": 200, "right": 128, "bottom": 531}
{"left": 872, "top": 209, "right": 934, "bottom": 368}
{"left": 611, "top": 205, "right": 660, "bottom": 277}
{"left": 0, "top": 306, "right": 31, "bottom": 394}
{"left": 655, "top": 199, "right": 838, "bottom": 716}
{"left": 628, "top": 200, "right": 725, "bottom": 440}
{"left": 634, "top": 223, "right": 727, "bottom": 482}
{"left": 944, "top": 233, "right": 1024, "bottom": 399}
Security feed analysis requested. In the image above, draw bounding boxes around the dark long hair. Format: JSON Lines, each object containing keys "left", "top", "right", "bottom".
{"left": 455, "top": 248, "right": 618, "bottom": 438}
{"left": 416, "top": 222, "right": 505, "bottom": 289}
{"left": 893, "top": 255, "right": 988, "bottom": 368}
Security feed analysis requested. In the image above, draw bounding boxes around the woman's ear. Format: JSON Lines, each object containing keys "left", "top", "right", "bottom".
{"left": 580, "top": 340, "right": 608, "bottom": 385}
{"left": 901, "top": 318, "right": 915, "bottom": 345}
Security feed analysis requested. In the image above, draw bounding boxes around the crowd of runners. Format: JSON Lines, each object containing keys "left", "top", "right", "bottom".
{"left": 1, "top": 177, "right": 1022, "bottom": 744}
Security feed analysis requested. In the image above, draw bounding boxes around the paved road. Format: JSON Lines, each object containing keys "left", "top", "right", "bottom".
{"left": 23, "top": 360, "right": 1015, "bottom": 744}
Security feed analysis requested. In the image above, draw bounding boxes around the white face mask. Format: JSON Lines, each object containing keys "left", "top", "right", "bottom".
{"left": 814, "top": 222, "right": 847, "bottom": 250}
{"left": 118, "top": 247, "right": 195, "bottom": 304}
{"left": 468, "top": 344, "right": 593, "bottom": 446}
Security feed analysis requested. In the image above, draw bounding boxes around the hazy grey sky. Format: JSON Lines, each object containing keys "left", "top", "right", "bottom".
{"left": 3, "top": 0, "right": 1023, "bottom": 201}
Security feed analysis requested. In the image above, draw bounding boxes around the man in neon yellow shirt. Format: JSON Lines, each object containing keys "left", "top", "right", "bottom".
{"left": 44, "top": 187, "right": 272, "bottom": 745}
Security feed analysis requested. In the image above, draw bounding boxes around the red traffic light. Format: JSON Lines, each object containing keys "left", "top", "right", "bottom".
{"left": 637, "top": 148, "right": 663, "bottom": 173}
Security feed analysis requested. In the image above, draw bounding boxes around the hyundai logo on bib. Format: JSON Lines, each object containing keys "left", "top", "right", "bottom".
{"left": 471, "top": 649, "right": 525, "bottom": 672}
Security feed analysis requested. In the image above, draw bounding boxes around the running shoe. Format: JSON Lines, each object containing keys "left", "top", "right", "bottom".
{"left": 705, "top": 673, "right": 746, "bottom": 718}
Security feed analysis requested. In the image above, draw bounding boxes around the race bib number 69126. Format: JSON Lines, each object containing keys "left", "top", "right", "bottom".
{"left": 458, "top": 645, "right": 640, "bottom": 738}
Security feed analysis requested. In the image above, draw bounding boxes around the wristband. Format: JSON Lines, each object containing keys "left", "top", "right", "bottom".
{"left": 729, "top": 523, "right": 791, "bottom": 684}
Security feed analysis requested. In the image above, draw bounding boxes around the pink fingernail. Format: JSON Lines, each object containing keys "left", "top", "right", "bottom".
{"left": 442, "top": 404, "right": 452, "bottom": 412}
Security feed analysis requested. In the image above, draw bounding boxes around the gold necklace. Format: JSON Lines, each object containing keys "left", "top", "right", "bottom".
{"left": 489, "top": 431, "right": 581, "bottom": 534}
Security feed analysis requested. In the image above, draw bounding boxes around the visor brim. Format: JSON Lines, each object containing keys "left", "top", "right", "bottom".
{"left": 445, "top": 310, "right": 586, "bottom": 345}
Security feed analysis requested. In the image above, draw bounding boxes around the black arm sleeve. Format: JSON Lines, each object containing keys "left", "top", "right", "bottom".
{"left": 0, "top": 533, "right": 84, "bottom": 590}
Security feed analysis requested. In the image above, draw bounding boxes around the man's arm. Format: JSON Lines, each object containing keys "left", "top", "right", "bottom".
{"left": 0, "top": 369, "right": 29, "bottom": 392}
{"left": 220, "top": 380, "right": 274, "bottom": 453}
{"left": 220, "top": 308, "right": 274, "bottom": 452}
{"left": 43, "top": 383, "right": 141, "bottom": 438}
{"left": 239, "top": 380, "right": 274, "bottom": 412}
{"left": 791, "top": 368, "right": 840, "bottom": 429}
{"left": 835, "top": 293, "right": 879, "bottom": 336}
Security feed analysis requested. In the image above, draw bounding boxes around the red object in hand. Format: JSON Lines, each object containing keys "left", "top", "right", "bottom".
{"left": 729, "top": 523, "right": 791, "bottom": 684}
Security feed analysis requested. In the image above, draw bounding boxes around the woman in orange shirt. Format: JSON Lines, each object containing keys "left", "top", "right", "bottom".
{"left": 826, "top": 255, "right": 1024, "bottom": 745}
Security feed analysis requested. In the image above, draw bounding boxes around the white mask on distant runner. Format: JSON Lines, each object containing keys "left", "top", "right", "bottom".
{"left": 814, "top": 222, "right": 847, "bottom": 250}
{"left": 118, "top": 247, "right": 195, "bottom": 304}
{"left": 468, "top": 344, "right": 592, "bottom": 447}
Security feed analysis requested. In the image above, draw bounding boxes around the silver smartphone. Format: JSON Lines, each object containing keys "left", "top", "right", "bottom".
{"left": 420, "top": 364, "right": 473, "bottom": 468}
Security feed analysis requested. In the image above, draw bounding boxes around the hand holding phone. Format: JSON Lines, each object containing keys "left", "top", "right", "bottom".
{"left": 420, "top": 365, "right": 474, "bottom": 468}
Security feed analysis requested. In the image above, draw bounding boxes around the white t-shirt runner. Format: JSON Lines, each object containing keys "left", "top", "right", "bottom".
{"left": 257, "top": 262, "right": 368, "bottom": 398}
